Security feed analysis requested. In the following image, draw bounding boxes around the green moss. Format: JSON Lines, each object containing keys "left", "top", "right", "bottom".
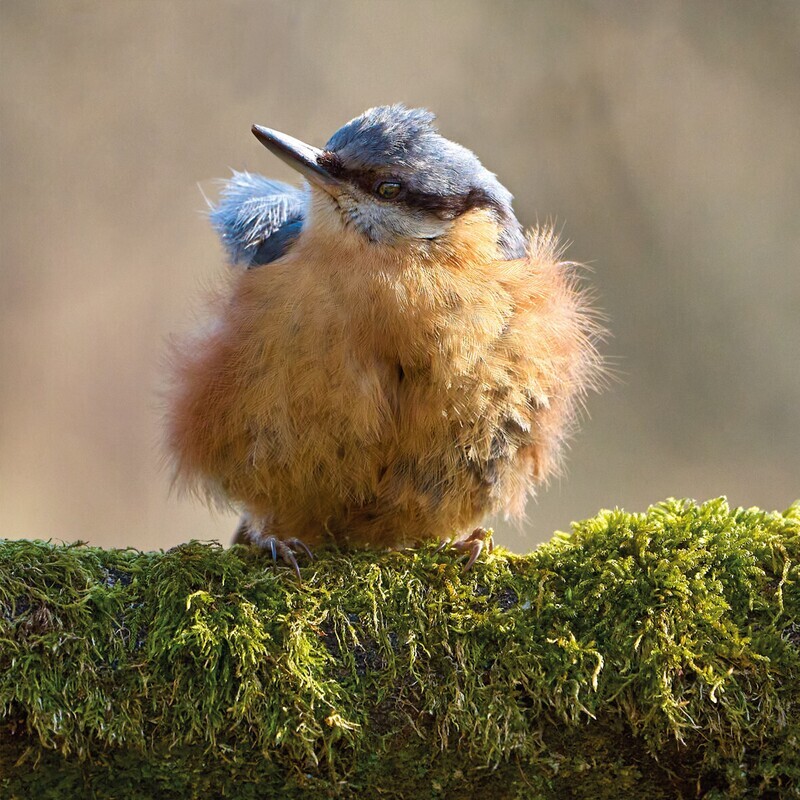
{"left": 1, "top": 497, "right": 798, "bottom": 798}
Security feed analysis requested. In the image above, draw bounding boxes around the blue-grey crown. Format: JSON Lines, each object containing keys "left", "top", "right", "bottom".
{"left": 326, "top": 105, "right": 526, "bottom": 258}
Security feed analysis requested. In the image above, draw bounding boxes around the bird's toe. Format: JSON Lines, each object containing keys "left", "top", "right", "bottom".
{"left": 236, "top": 526, "right": 314, "bottom": 580}
{"left": 442, "top": 527, "right": 494, "bottom": 572}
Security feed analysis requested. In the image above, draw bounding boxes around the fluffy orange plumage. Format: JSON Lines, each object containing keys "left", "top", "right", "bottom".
{"left": 165, "top": 107, "right": 602, "bottom": 569}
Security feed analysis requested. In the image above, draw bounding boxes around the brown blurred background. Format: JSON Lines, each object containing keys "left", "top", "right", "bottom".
{"left": 1, "top": 1, "right": 798, "bottom": 552}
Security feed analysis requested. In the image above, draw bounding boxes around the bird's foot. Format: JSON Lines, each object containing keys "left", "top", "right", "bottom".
{"left": 437, "top": 527, "right": 494, "bottom": 572}
{"left": 234, "top": 522, "right": 314, "bottom": 580}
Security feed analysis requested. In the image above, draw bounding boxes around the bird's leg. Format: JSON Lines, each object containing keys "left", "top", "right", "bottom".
{"left": 232, "top": 515, "right": 314, "bottom": 580}
{"left": 437, "top": 527, "right": 494, "bottom": 572}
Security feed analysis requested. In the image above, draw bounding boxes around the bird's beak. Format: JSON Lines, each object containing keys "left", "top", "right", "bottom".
{"left": 251, "top": 124, "right": 343, "bottom": 197}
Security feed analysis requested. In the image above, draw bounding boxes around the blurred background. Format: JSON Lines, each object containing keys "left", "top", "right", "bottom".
{"left": 1, "top": 1, "right": 798, "bottom": 552}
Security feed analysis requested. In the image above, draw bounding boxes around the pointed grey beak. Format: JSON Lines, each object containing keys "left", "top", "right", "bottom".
{"left": 251, "top": 124, "right": 343, "bottom": 196}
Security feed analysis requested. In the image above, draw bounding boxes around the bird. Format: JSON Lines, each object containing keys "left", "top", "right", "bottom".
{"left": 165, "top": 104, "right": 602, "bottom": 576}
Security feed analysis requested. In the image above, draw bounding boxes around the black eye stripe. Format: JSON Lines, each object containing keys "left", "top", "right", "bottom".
{"left": 403, "top": 186, "right": 495, "bottom": 218}
{"left": 317, "top": 151, "right": 345, "bottom": 177}
{"left": 316, "top": 151, "right": 497, "bottom": 217}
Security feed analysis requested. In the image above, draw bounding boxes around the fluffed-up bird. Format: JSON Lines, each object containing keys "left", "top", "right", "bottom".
{"left": 166, "top": 105, "right": 602, "bottom": 575}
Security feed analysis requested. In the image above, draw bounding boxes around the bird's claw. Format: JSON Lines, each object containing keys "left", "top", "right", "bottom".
{"left": 241, "top": 531, "right": 314, "bottom": 580}
{"left": 438, "top": 527, "right": 494, "bottom": 572}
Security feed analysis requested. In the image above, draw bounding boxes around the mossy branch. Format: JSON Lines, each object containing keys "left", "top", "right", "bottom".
{"left": 1, "top": 498, "right": 799, "bottom": 799}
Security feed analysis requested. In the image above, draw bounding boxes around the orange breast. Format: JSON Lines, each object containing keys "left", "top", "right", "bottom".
{"left": 165, "top": 211, "right": 601, "bottom": 548}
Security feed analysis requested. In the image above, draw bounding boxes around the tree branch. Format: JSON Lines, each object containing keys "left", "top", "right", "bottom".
{"left": 1, "top": 498, "right": 798, "bottom": 799}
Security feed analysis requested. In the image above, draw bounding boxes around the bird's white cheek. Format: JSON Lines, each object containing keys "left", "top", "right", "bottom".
{"left": 342, "top": 197, "right": 453, "bottom": 243}
{"left": 307, "top": 190, "right": 345, "bottom": 231}
{"left": 387, "top": 207, "right": 453, "bottom": 241}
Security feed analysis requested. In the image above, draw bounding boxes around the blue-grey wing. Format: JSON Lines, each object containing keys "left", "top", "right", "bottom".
{"left": 210, "top": 171, "right": 307, "bottom": 267}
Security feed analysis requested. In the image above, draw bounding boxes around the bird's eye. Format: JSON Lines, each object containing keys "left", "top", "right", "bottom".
{"left": 375, "top": 180, "right": 402, "bottom": 200}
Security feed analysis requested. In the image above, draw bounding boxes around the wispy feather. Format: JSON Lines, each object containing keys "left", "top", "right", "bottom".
{"left": 210, "top": 171, "right": 307, "bottom": 267}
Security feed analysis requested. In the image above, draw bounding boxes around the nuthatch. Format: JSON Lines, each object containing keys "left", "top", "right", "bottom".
{"left": 166, "top": 105, "right": 602, "bottom": 575}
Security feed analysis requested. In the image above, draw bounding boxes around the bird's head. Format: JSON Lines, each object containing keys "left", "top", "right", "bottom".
{"left": 252, "top": 104, "right": 525, "bottom": 260}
